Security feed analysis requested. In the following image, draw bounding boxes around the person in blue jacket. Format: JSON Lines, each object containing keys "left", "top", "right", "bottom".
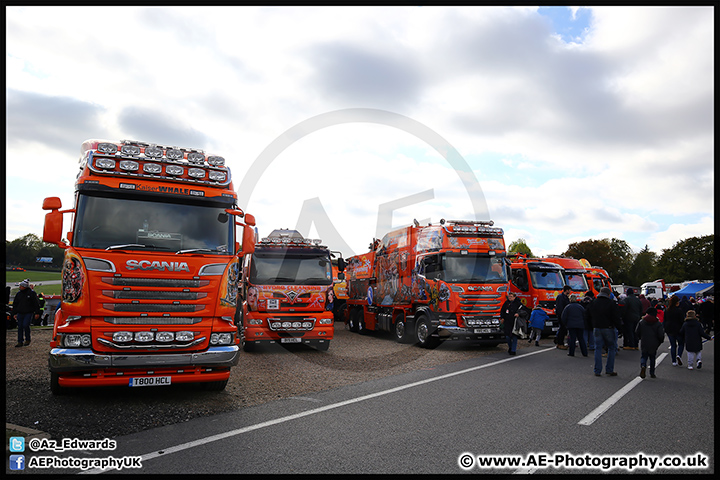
{"left": 528, "top": 306, "right": 548, "bottom": 346}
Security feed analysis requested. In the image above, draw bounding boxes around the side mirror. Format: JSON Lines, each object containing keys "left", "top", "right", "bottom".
{"left": 42, "top": 197, "right": 69, "bottom": 247}
{"left": 242, "top": 224, "right": 255, "bottom": 255}
{"left": 244, "top": 213, "right": 256, "bottom": 227}
{"left": 337, "top": 257, "right": 346, "bottom": 272}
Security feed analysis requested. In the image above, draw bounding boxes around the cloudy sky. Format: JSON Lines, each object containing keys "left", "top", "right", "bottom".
{"left": 6, "top": 6, "right": 714, "bottom": 259}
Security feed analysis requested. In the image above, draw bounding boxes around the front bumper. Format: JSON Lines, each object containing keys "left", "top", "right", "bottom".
{"left": 49, "top": 345, "right": 240, "bottom": 373}
{"left": 435, "top": 325, "right": 505, "bottom": 342}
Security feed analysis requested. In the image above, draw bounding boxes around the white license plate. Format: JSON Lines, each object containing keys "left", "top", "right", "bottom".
{"left": 552, "top": 327, "right": 559, "bottom": 332}
{"left": 474, "top": 328, "right": 493, "bottom": 334}
{"left": 281, "top": 337, "right": 302, "bottom": 343}
{"left": 129, "top": 376, "right": 171, "bottom": 387}
{"left": 545, "top": 321, "right": 554, "bottom": 326}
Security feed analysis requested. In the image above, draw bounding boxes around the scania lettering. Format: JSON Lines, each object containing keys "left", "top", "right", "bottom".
{"left": 240, "top": 229, "right": 343, "bottom": 352}
{"left": 508, "top": 254, "right": 565, "bottom": 337}
{"left": 42, "top": 139, "right": 257, "bottom": 394}
{"left": 345, "top": 219, "right": 508, "bottom": 348}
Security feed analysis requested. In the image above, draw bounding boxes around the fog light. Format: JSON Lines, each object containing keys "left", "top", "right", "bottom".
{"left": 302, "top": 321, "right": 313, "bottom": 328}
{"left": 113, "top": 331, "right": 133, "bottom": 342}
{"left": 155, "top": 331, "right": 174, "bottom": 342}
{"left": 135, "top": 331, "right": 154, "bottom": 342}
{"left": 176, "top": 331, "right": 194, "bottom": 342}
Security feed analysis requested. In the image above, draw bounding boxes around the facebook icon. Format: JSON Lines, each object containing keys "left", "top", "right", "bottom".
{"left": 10, "top": 454, "right": 25, "bottom": 470}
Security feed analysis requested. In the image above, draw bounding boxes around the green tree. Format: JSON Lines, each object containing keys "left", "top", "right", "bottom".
{"left": 627, "top": 245, "right": 658, "bottom": 285}
{"left": 563, "top": 238, "right": 634, "bottom": 284}
{"left": 508, "top": 238, "right": 534, "bottom": 257}
{"left": 5, "top": 233, "right": 64, "bottom": 268}
{"left": 655, "top": 235, "right": 714, "bottom": 283}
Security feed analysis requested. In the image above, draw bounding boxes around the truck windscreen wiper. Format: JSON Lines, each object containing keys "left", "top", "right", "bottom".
{"left": 105, "top": 244, "right": 169, "bottom": 251}
{"left": 176, "top": 248, "right": 223, "bottom": 254}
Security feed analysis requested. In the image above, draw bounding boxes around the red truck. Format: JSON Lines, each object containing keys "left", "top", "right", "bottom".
{"left": 345, "top": 219, "right": 508, "bottom": 348}
{"left": 42, "top": 139, "right": 256, "bottom": 393}
{"left": 508, "top": 254, "right": 566, "bottom": 337}
{"left": 240, "top": 229, "right": 342, "bottom": 351}
{"left": 541, "top": 256, "right": 590, "bottom": 297}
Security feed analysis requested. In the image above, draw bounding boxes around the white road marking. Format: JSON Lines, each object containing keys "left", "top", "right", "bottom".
{"left": 83, "top": 347, "right": 554, "bottom": 474}
{"left": 578, "top": 352, "right": 668, "bottom": 426}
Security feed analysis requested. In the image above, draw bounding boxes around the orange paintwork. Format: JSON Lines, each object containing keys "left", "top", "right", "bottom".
{"left": 44, "top": 140, "right": 253, "bottom": 390}
{"left": 345, "top": 221, "right": 509, "bottom": 345}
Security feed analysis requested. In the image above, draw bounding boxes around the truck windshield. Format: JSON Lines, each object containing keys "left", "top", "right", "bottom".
{"left": 250, "top": 253, "right": 332, "bottom": 285}
{"left": 73, "top": 194, "right": 233, "bottom": 254}
{"left": 564, "top": 272, "right": 589, "bottom": 291}
{"left": 441, "top": 254, "right": 507, "bottom": 284}
{"left": 529, "top": 269, "right": 565, "bottom": 289}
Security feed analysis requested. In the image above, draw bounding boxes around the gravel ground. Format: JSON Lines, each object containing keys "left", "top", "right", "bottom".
{"left": 5, "top": 323, "right": 534, "bottom": 440}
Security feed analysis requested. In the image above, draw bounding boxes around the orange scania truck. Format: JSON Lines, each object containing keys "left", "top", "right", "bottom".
{"left": 508, "top": 254, "right": 566, "bottom": 337}
{"left": 240, "top": 229, "right": 342, "bottom": 352}
{"left": 42, "top": 139, "right": 256, "bottom": 394}
{"left": 541, "top": 256, "right": 590, "bottom": 296}
{"left": 345, "top": 219, "right": 508, "bottom": 348}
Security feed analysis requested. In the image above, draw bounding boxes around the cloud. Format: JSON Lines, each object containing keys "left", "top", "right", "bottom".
{"left": 6, "top": 89, "right": 107, "bottom": 153}
{"left": 117, "top": 107, "right": 210, "bottom": 148}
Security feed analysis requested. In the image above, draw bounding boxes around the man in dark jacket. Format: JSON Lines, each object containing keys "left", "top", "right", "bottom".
{"left": 501, "top": 292, "right": 528, "bottom": 356}
{"left": 621, "top": 288, "right": 642, "bottom": 350}
{"left": 584, "top": 287, "right": 622, "bottom": 376}
{"left": 635, "top": 307, "right": 664, "bottom": 378}
{"left": 554, "top": 286, "right": 572, "bottom": 350}
{"left": 12, "top": 279, "right": 40, "bottom": 347}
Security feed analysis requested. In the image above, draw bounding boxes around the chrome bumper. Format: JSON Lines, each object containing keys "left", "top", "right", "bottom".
{"left": 49, "top": 345, "right": 240, "bottom": 372}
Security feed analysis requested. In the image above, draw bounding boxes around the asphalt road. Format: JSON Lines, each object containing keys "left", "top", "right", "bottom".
{"left": 22, "top": 338, "right": 714, "bottom": 475}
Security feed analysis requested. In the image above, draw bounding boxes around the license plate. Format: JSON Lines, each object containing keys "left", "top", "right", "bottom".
{"left": 281, "top": 337, "right": 302, "bottom": 343}
{"left": 545, "top": 321, "right": 554, "bottom": 326}
{"left": 129, "top": 376, "right": 171, "bottom": 387}
{"left": 552, "top": 327, "right": 559, "bottom": 332}
{"left": 474, "top": 328, "right": 493, "bottom": 334}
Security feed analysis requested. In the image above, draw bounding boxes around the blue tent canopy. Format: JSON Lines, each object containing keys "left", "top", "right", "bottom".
{"left": 672, "top": 282, "right": 714, "bottom": 299}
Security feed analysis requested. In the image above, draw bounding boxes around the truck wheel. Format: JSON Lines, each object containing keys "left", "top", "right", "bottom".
{"left": 415, "top": 315, "right": 439, "bottom": 349}
{"left": 202, "top": 379, "right": 228, "bottom": 391}
{"left": 348, "top": 308, "right": 360, "bottom": 333}
{"left": 313, "top": 341, "right": 330, "bottom": 352}
{"left": 394, "top": 315, "right": 412, "bottom": 343}
{"left": 50, "top": 372, "right": 67, "bottom": 395}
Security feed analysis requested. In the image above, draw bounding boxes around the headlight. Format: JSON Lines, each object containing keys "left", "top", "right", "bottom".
{"left": 64, "top": 334, "right": 91, "bottom": 348}
{"left": 188, "top": 168, "right": 205, "bottom": 179}
{"left": 166, "top": 148, "right": 183, "bottom": 160}
{"left": 207, "top": 155, "right": 225, "bottom": 166}
{"left": 248, "top": 319, "right": 263, "bottom": 326}
{"left": 97, "top": 142, "right": 118, "bottom": 154}
{"left": 187, "top": 152, "right": 205, "bottom": 164}
{"left": 121, "top": 144, "right": 141, "bottom": 156}
{"left": 166, "top": 165, "right": 184, "bottom": 176}
{"left": 210, "top": 332, "right": 233, "bottom": 345}
{"left": 143, "top": 163, "right": 162, "bottom": 174}
{"left": 318, "top": 318, "right": 332, "bottom": 325}
{"left": 119, "top": 160, "right": 139, "bottom": 171}
{"left": 145, "top": 146, "right": 163, "bottom": 158}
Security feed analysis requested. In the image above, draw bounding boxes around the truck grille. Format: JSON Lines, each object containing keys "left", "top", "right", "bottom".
{"left": 458, "top": 293, "right": 502, "bottom": 312}
{"left": 100, "top": 276, "right": 210, "bottom": 316}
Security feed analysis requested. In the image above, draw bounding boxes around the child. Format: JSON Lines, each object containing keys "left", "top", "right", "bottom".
{"left": 679, "top": 310, "right": 713, "bottom": 370}
{"left": 528, "top": 306, "right": 548, "bottom": 346}
{"left": 635, "top": 307, "right": 664, "bottom": 378}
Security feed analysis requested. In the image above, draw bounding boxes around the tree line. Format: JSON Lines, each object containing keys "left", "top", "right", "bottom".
{"left": 5, "top": 234, "right": 65, "bottom": 270}
{"left": 508, "top": 234, "right": 714, "bottom": 286}
{"left": 5, "top": 232, "right": 714, "bottom": 286}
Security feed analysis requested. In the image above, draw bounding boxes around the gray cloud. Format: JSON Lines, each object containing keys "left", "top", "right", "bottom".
{"left": 303, "top": 42, "right": 423, "bottom": 109}
{"left": 117, "top": 106, "right": 209, "bottom": 149}
{"left": 6, "top": 89, "right": 108, "bottom": 153}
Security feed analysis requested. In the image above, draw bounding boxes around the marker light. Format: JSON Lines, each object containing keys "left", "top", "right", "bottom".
{"left": 208, "top": 171, "right": 226, "bottom": 181}
{"left": 188, "top": 168, "right": 205, "bottom": 179}
{"left": 143, "top": 163, "right": 162, "bottom": 174}
{"left": 145, "top": 146, "right": 163, "bottom": 158}
{"left": 121, "top": 144, "right": 141, "bottom": 156}
{"left": 166, "top": 148, "right": 183, "bottom": 160}
{"left": 119, "top": 160, "right": 139, "bottom": 171}
{"left": 166, "top": 165, "right": 184, "bottom": 176}
{"left": 96, "top": 158, "right": 116, "bottom": 169}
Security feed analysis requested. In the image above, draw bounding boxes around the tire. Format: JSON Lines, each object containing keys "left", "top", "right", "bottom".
{"left": 313, "top": 340, "right": 330, "bottom": 352}
{"left": 415, "top": 315, "right": 440, "bottom": 349}
{"left": 50, "top": 372, "right": 67, "bottom": 395}
{"left": 393, "top": 313, "right": 412, "bottom": 343}
{"left": 202, "top": 379, "right": 228, "bottom": 391}
{"left": 348, "top": 308, "right": 360, "bottom": 333}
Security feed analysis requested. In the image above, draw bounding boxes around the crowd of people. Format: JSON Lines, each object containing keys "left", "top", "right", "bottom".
{"left": 500, "top": 285, "right": 714, "bottom": 378}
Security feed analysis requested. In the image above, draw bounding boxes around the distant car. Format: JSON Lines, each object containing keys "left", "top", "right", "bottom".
{"left": 9, "top": 267, "right": 25, "bottom": 271}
